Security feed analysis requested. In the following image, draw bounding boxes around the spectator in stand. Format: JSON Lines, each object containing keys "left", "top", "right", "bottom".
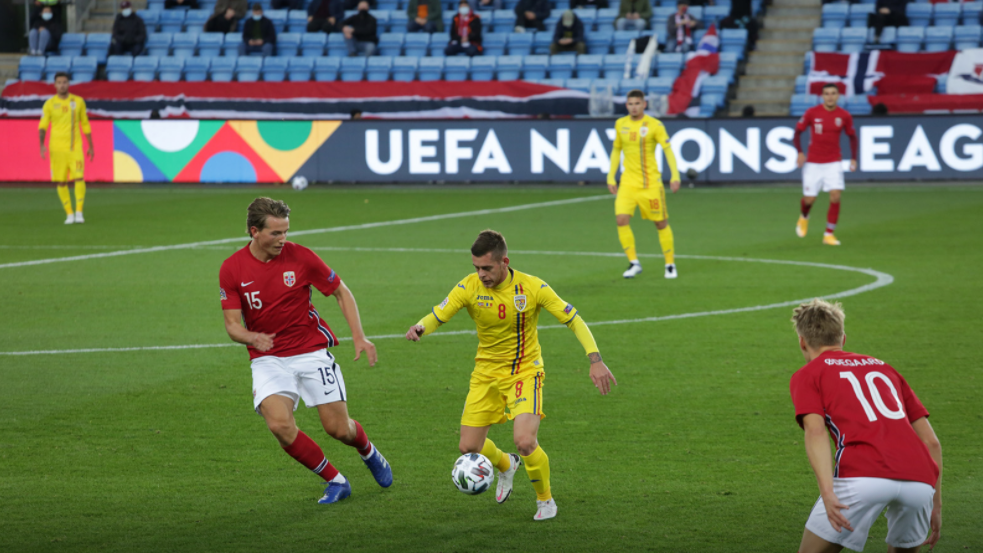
{"left": 213, "top": 0, "right": 248, "bottom": 20}
{"left": 205, "top": 7, "right": 239, "bottom": 33}
{"left": 720, "top": 0, "right": 757, "bottom": 46}
{"left": 343, "top": 0, "right": 378, "bottom": 56}
{"left": 165, "top": 0, "right": 200, "bottom": 9}
{"left": 344, "top": 0, "right": 374, "bottom": 7}
{"left": 272, "top": 0, "right": 304, "bottom": 11}
{"left": 551, "top": 10, "right": 586, "bottom": 55}
{"left": 350, "top": 109, "right": 362, "bottom": 119}
{"left": 446, "top": 0, "right": 483, "bottom": 56}
{"left": 406, "top": 0, "right": 444, "bottom": 33}
{"left": 468, "top": 0, "right": 501, "bottom": 12}
{"left": 868, "top": 0, "right": 910, "bottom": 43}
{"left": 513, "top": 0, "right": 549, "bottom": 32}
{"left": 615, "top": 0, "right": 651, "bottom": 31}
{"left": 111, "top": 1, "right": 146, "bottom": 56}
{"left": 239, "top": 3, "right": 277, "bottom": 57}
{"left": 571, "top": 0, "right": 608, "bottom": 7}
{"left": 308, "top": 0, "right": 344, "bottom": 33}
{"left": 666, "top": 0, "right": 701, "bottom": 53}
{"left": 28, "top": 5, "right": 63, "bottom": 56}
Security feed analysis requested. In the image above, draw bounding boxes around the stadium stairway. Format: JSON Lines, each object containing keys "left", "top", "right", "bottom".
{"left": 83, "top": 0, "right": 148, "bottom": 33}
{"left": 0, "top": 54, "right": 22, "bottom": 86}
{"left": 729, "top": 0, "right": 819, "bottom": 116}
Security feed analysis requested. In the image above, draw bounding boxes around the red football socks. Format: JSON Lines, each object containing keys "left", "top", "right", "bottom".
{"left": 283, "top": 430, "right": 339, "bottom": 481}
{"left": 826, "top": 202, "right": 840, "bottom": 234}
{"left": 350, "top": 420, "right": 373, "bottom": 457}
{"left": 801, "top": 198, "right": 813, "bottom": 218}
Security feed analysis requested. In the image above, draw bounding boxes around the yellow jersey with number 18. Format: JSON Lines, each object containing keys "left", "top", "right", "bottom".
{"left": 39, "top": 93, "right": 91, "bottom": 153}
{"left": 607, "top": 114, "right": 680, "bottom": 189}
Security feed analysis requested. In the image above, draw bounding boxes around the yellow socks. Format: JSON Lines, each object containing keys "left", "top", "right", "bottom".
{"left": 74, "top": 180, "right": 86, "bottom": 213}
{"left": 480, "top": 438, "right": 512, "bottom": 473}
{"left": 520, "top": 445, "right": 551, "bottom": 501}
{"left": 657, "top": 224, "right": 675, "bottom": 265}
{"left": 57, "top": 185, "right": 73, "bottom": 215}
{"left": 617, "top": 225, "right": 637, "bottom": 262}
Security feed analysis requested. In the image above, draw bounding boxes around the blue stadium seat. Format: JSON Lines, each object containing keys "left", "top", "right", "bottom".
{"left": 223, "top": 32, "right": 241, "bottom": 55}
{"left": 441, "top": 11, "right": 454, "bottom": 34}
{"left": 19, "top": 56, "right": 44, "bottom": 81}
{"left": 955, "top": 25, "right": 982, "bottom": 50}
{"left": 198, "top": 33, "right": 224, "bottom": 57}
{"left": 314, "top": 57, "right": 341, "bottom": 81}
{"left": 267, "top": 10, "right": 288, "bottom": 32}
{"left": 366, "top": 56, "right": 392, "bottom": 81}
{"left": 301, "top": 33, "right": 327, "bottom": 57}
{"left": 70, "top": 56, "right": 98, "bottom": 83}
{"left": 870, "top": 26, "right": 898, "bottom": 45}
{"left": 590, "top": 77, "right": 619, "bottom": 94}
{"left": 286, "top": 56, "right": 314, "bottom": 81}
{"left": 160, "top": 10, "right": 186, "bottom": 33}
{"left": 795, "top": 75, "right": 807, "bottom": 94}
{"left": 934, "top": 3, "right": 961, "bottom": 27}
{"left": 586, "top": 29, "right": 613, "bottom": 55}
{"left": 287, "top": 10, "right": 309, "bottom": 32}
{"left": 720, "top": 28, "right": 747, "bottom": 58}
{"left": 85, "top": 33, "right": 112, "bottom": 64}
{"left": 132, "top": 56, "right": 159, "bottom": 82}
{"left": 159, "top": 56, "right": 185, "bottom": 82}
{"left": 538, "top": 78, "right": 566, "bottom": 87}
{"left": 392, "top": 56, "right": 418, "bottom": 81}
{"left": 138, "top": 9, "right": 161, "bottom": 31}
{"left": 444, "top": 57, "right": 470, "bottom": 80}
{"left": 210, "top": 56, "right": 237, "bottom": 81}
{"left": 848, "top": 3, "right": 874, "bottom": 27}
{"left": 42, "top": 56, "right": 70, "bottom": 82}
{"left": 618, "top": 77, "right": 646, "bottom": 95}
{"left": 572, "top": 8, "right": 597, "bottom": 30}
{"left": 418, "top": 57, "right": 444, "bottom": 81}
{"left": 470, "top": 56, "right": 496, "bottom": 80}
{"left": 719, "top": 51, "right": 737, "bottom": 73}
{"left": 185, "top": 9, "right": 210, "bottom": 32}
{"left": 596, "top": 8, "right": 618, "bottom": 29}
{"left": 327, "top": 33, "right": 347, "bottom": 56}
{"left": 147, "top": 0, "right": 165, "bottom": 9}
{"left": 846, "top": 95, "right": 872, "bottom": 116}
{"left": 389, "top": 11, "right": 408, "bottom": 31}
{"left": 404, "top": 33, "right": 430, "bottom": 57}
{"left": 371, "top": 10, "right": 392, "bottom": 32}
{"left": 549, "top": 55, "right": 576, "bottom": 79}
{"left": 522, "top": 55, "right": 549, "bottom": 79}
{"left": 185, "top": 56, "right": 211, "bottom": 81}
{"left": 277, "top": 32, "right": 301, "bottom": 56}
{"left": 896, "top": 26, "right": 924, "bottom": 52}
{"left": 822, "top": 3, "right": 848, "bottom": 28}
{"left": 379, "top": 33, "right": 404, "bottom": 56}
{"left": 906, "top": 3, "right": 932, "bottom": 26}
{"left": 172, "top": 32, "right": 199, "bottom": 57}
{"left": 701, "top": 75, "right": 728, "bottom": 96}
{"left": 576, "top": 54, "right": 602, "bottom": 79}
{"left": 603, "top": 54, "right": 629, "bottom": 79}
{"left": 652, "top": 7, "right": 675, "bottom": 34}
{"left": 656, "top": 53, "right": 681, "bottom": 80}
{"left": 964, "top": 2, "right": 983, "bottom": 24}
{"left": 105, "top": 55, "right": 132, "bottom": 81}
{"left": 612, "top": 30, "right": 640, "bottom": 53}
{"left": 839, "top": 27, "right": 867, "bottom": 53}
{"left": 262, "top": 56, "right": 289, "bottom": 81}
{"left": 703, "top": 6, "right": 729, "bottom": 26}
{"left": 496, "top": 55, "right": 522, "bottom": 80}
{"left": 688, "top": 6, "right": 704, "bottom": 23}
{"left": 924, "top": 26, "right": 953, "bottom": 52}
{"left": 699, "top": 94, "right": 721, "bottom": 117}
{"left": 236, "top": 56, "right": 263, "bottom": 81}
{"left": 507, "top": 32, "right": 533, "bottom": 55}
{"left": 565, "top": 77, "right": 592, "bottom": 92}
{"left": 147, "top": 33, "right": 173, "bottom": 57}
{"left": 491, "top": 9, "right": 514, "bottom": 32}
{"left": 790, "top": 94, "right": 819, "bottom": 117}
{"left": 59, "top": 33, "right": 86, "bottom": 57}
{"left": 544, "top": 8, "right": 563, "bottom": 30}
{"left": 532, "top": 32, "right": 552, "bottom": 55}
{"left": 340, "top": 57, "right": 366, "bottom": 81}
{"left": 483, "top": 32, "right": 508, "bottom": 56}
{"left": 645, "top": 76, "right": 674, "bottom": 94}
{"left": 377, "top": 0, "right": 398, "bottom": 10}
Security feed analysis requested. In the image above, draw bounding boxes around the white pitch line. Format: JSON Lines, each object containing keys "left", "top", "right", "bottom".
{"left": 0, "top": 194, "right": 609, "bottom": 270}
{"left": 0, "top": 251, "right": 893, "bottom": 356}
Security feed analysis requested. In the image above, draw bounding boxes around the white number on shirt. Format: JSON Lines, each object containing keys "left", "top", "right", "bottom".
{"left": 814, "top": 123, "right": 823, "bottom": 135}
{"left": 839, "top": 371, "right": 906, "bottom": 422}
{"left": 245, "top": 291, "right": 262, "bottom": 310}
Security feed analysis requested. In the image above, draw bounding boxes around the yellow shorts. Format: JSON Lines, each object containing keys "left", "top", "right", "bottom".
{"left": 461, "top": 362, "right": 545, "bottom": 427}
{"left": 50, "top": 150, "right": 84, "bottom": 182}
{"left": 615, "top": 185, "right": 668, "bottom": 222}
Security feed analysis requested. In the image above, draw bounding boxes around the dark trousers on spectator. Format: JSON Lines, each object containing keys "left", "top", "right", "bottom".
{"left": 513, "top": 18, "right": 545, "bottom": 32}
{"left": 550, "top": 41, "right": 586, "bottom": 55}
{"left": 308, "top": 18, "right": 340, "bottom": 33}
{"left": 445, "top": 41, "right": 481, "bottom": 56}
{"left": 407, "top": 20, "right": 438, "bottom": 32}
{"left": 868, "top": 11, "right": 908, "bottom": 39}
{"left": 112, "top": 41, "right": 145, "bottom": 56}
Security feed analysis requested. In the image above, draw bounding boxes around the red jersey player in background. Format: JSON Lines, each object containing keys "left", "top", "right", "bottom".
{"left": 219, "top": 197, "right": 392, "bottom": 505}
{"left": 789, "top": 299, "right": 942, "bottom": 553}
{"left": 794, "top": 84, "right": 858, "bottom": 246}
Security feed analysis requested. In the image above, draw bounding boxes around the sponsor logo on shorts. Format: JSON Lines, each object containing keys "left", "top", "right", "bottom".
{"left": 284, "top": 271, "right": 296, "bottom": 287}
{"left": 514, "top": 397, "right": 527, "bottom": 405}
{"left": 513, "top": 295, "right": 527, "bottom": 311}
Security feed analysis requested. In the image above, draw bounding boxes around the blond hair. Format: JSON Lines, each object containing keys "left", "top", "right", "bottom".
{"left": 792, "top": 298, "right": 846, "bottom": 348}
{"left": 246, "top": 197, "right": 290, "bottom": 235}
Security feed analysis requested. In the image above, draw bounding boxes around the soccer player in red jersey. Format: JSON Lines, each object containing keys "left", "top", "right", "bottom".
{"left": 789, "top": 299, "right": 942, "bottom": 553}
{"left": 219, "top": 197, "right": 392, "bottom": 504}
{"left": 794, "top": 84, "right": 858, "bottom": 246}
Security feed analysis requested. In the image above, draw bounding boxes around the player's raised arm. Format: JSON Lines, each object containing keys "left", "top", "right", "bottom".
{"left": 655, "top": 124, "right": 681, "bottom": 193}
{"left": 406, "top": 281, "right": 468, "bottom": 342}
{"left": 331, "top": 280, "right": 377, "bottom": 366}
{"left": 540, "top": 283, "right": 617, "bottom": 395}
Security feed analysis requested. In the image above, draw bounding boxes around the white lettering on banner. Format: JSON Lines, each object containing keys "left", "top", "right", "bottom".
{"left": 898, "top": 125, "right": 941, "bottom": 172}
{"left": 530, "top": 129, "right": 570, "bottom": 174}
{"left": 719, "top": 128, "right": 761, "bottom": 174}
{"left": 365, "top": 130, "right": 403, "bottom": 175}
{"left": 669, "top": 129, "right": 714, "bottom": 173}
{"left": 409, "top": 129, "right": 440, "bottom": 174}
{"left": 573, "top": 129, "right": 610, "bottom": 174}
{"left": 764, "top": 127, "right": 797, "bottom": 174}
{"left": 444, "top": 129, "right": 479, "bottom": 174}
{"left": 860, "top": 126, "right": 895, "bottom": 172}
{"left": 472, "top": 130, "right": 512, "bottom": 174}
{"left": 939, "top": 124, "right": 983, "bottom": 172}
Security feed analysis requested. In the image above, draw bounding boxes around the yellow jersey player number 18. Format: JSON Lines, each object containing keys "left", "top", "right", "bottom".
{"left": 607, "top": 89, "right": 682, "bottom": 280}
{"left": 39, "top": 72, "right": 94, "bottom": 225}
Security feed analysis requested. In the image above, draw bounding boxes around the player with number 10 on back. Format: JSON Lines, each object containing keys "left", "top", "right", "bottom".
{"left": 218, "top": 198, "right": 393, "bottom": 505}
{"left": 789, "top": 299, "right": 942, "bottom": 553}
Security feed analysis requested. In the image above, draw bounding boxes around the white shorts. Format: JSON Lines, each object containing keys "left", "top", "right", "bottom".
{"left": 805, "top": 477, "right": 935, "bottom": 551}
{"left": 250, "top": 349, "right": 347, "bottom": 414}
{"left": 803, "top": 161, "right": 845, "bottom": 196}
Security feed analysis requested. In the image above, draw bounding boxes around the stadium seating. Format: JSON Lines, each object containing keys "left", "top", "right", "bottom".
{"left": 392, "top": 56, "right": 418, "bottom": 81}
{"left": 19, "top": 56, "right": 45, "bottom": 81}
{"left": 587, "top": 30, "right": 613, "bottom": 55}
{"left": 646, "top": 76, "right": 674, "bottom": 95}
{"left": 287, "top": 56, "right": 314, "bottom": 81}
{"left": 262, "top": 56, "right": 289, "bottom": 81}
{"left": 59, "top": 33, "right": 86, "bottom": 57}
{"left": 790, "top": 94, "right": 819, "bottom": 116}
{"left": 840, "top": 28, "right": 868, "bottom": 53}
{"left": 955, "top": 25, "right": 982, "bottom": 50}
{"left": 185, "top": 57, "right": 211, "bottom": 81}
{"left": 236, "top": 56, "right": 263, "bottom": 81}
{"left": 483, "top": 32, "right": 508, "bottom": 56}
{"left": 43, "top": 56, "right": 71, "bottom": 83}
{"left": 313, "top": 57, "right": 341, "bottom": 81}
{"left": 326, "top": 34, "right": 347, "bottom": 57}
{"left": 603, "top": 54, "right": 629, "bottom": 79}
{"left": 301, "top": 33, "right": 327, "bottom": 57}
{"left": 507, "top": 33, "right": 533, "bottom": 55}
{"left": 158, "top": 56, "right": 185, "bottom": 81}
{"left": 444, "top": 57, "right": 470, "bottom": 80}
{"left": 160, "top": 10, "right": 186, "bottom": 33}
{"left": 565, "top": 77, "right": 592, "bottom": 92}
{"left": 822, "top": 3, "right": 848, "bottom": 29}
{"left": 198, "top": 33, "right": 224, "bottom": 57}
{"left": 813, "top": 28, "right": 839, "bottom": 53}
{"left": 379, "top": 33, "right": 405, "bottom": 56}
{"left": 146, "top": 32, "right": 173, "bottom": 57}
{"left": 172, "top": 33, "right": 199, "bottom": 57}
{"left": 418, "top": 57, "right": 444, "bottom": 81}
{"left": 106, "top": 55, "right": 133, "bottom": 81}
{"left": 277, "top": 33, "right": 302, "bottom": 57}
{"left": 223, "top": 32, "right": 240, "bottom": 56}
{"left": 548, "top": 56, "right": 577, "bottom": 79}
{"left": 85, "top": 33, "right": 112, "bottom": 64}
{"left": 469, "top": 56, "right": 495, "bottom": 80}
{"left": 532, "top": 32, "right": 552, "bottom": 55}
{"left": 404, "top": 34, "right": 430, "bottom": 57}
{"left": 185, "top": 9, "right": 210, "bottom": 31}
{"left": 287, "top": 10, "right": 308, "bottom": 33}
{"left": 366, "top": 56, "right": 392, "bottom": 81}
{"left": 132, "top": 56, "right": 160, "bottom": 82}
{"left": 896, "top": 26, "right": 925, "bottom": 53}
{"left": 924, "top": 26, "right": 953, "bottom": 52}
{"left": 210, "top": 56, "right": 237, "bottom": 81}
{"left": 617, "top": 77, "right": 646, "bottom": 95}
{"left": 522, "top": 55, "right": 549, "bottom": 80}
{"left": 71, "top": 56, "right": 98, "bottom": 82}
{"left": 657, "top": 53, "right": 682, "bottom": 81}
{"left": 576, "top": 55, "right": 602, "bottom": 79}
{"left": 496, "top": 56, "right": 522, "bottom": 80}
{"left": 906, "top": 3, "right": 932, "bottom": 27}
{"left": 848, "top": 4, "right": 874, "bottom": 28}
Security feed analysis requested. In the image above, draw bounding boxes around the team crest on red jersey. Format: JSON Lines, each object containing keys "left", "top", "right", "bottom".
{"left": 513, "top": 295, "right": 527, "bottom": 312}
{"left": 283, "top": 271, "right": 296, "bottom": 287}
{"left": 835, "top": 117, "right": 842, "bottom": 127}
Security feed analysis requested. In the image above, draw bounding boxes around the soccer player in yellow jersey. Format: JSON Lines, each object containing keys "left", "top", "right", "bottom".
{"left": 405, "top": 230, "right": 617, "bottom": 521}
{"left": 39, "top": 72, "right": 94, "bottom": 225}
{"left": 607, "top": 89, "right": 682, "bottom": 280}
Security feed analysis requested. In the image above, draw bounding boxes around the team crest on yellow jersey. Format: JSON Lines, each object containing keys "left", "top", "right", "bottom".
{"left": 283, "top": 271, "right": 296, "bottom": 287}
{"left": 514, "top": 295, "right": 527, "bottom": 311}
{"left": 640, "top": 126, "right": 648, "bottom": 137}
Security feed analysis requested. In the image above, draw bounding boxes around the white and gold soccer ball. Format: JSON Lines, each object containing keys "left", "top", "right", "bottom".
{"left": 452, "top": 453, "right": 494, "bottom": 495}
{"left": 291, "top": 175, "right": 309, "bottom": 191}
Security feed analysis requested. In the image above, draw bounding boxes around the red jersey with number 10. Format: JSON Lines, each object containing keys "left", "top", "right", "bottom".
{"left": 790, "top": 350, "right": 938, "bottom": 487}
{"left": 796, "top": 105, "right": 857, "bottom": 164}
{"left": 219, "top": 242, "right": 340, "bottom": 360}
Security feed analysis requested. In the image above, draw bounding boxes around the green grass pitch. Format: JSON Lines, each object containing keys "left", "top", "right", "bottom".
{"left": 0, "top": 184, "right": 981, "bottom": 552}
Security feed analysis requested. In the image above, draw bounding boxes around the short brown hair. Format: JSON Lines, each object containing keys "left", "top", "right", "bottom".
{"left": 246, "top": 197, "right": 290, "bottom": 235}
{"left": 626, "top": 89, "right": 645, "bottom": 100}
{"left": 471, "top": 229, "right": 507, "bottom": 260}
{"left": 54, "top": 71, "right": 70, "bottom": 82}
{"left": 791, "top": 298, "right": 845, "bottom": 349}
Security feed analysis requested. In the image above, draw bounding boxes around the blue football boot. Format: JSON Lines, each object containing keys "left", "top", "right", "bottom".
{"left": 317, "top": 479, "right": 352, "bottom": 504}
{"left": 362, "top": 447, "right": 393, "bottom": 488}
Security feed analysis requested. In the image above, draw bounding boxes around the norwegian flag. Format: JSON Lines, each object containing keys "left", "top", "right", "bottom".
{"left": 808, "top": 51, "right": 957, "bottom": 97}
{"left": 667, "top": 24, "right": 720, "bottom": 116}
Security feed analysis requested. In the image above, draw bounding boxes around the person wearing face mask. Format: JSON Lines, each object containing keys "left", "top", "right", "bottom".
{"left": 239, "top": 3, "right": 277, "bottom": 57}
{"left": 445, "top": 0, "right": 482, "bottom": 57}
{"left": 111, "top": 1, "right": 147, "bottom": 56}
{"left": 406, "top": 0, "right": 444, "bottom": 33}
{"left": 29, "top": 5, "right": 63, "bottom": 56}
{"left": 666, "top": 0, "right": 700, "bottom": 53}
{"left": 342, "top": 0, "right": 378, "bottom": 57}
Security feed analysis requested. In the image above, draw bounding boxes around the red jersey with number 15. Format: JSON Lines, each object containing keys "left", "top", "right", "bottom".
{"left": 220, "top": 242, "right": 340, "bottom": 360}
{"left": 795, "top": 105, "right": 857, "bottom": 164}
{"left": 790, "top": 350, "right": 938, "bottom": 487}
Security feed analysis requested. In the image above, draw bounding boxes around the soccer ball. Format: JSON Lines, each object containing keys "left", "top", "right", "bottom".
{"left": 451, "top": 453, "right": 494, "bottom": 495}
{"left": 291, "top": 175, "right": 309, "bottom": 191}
